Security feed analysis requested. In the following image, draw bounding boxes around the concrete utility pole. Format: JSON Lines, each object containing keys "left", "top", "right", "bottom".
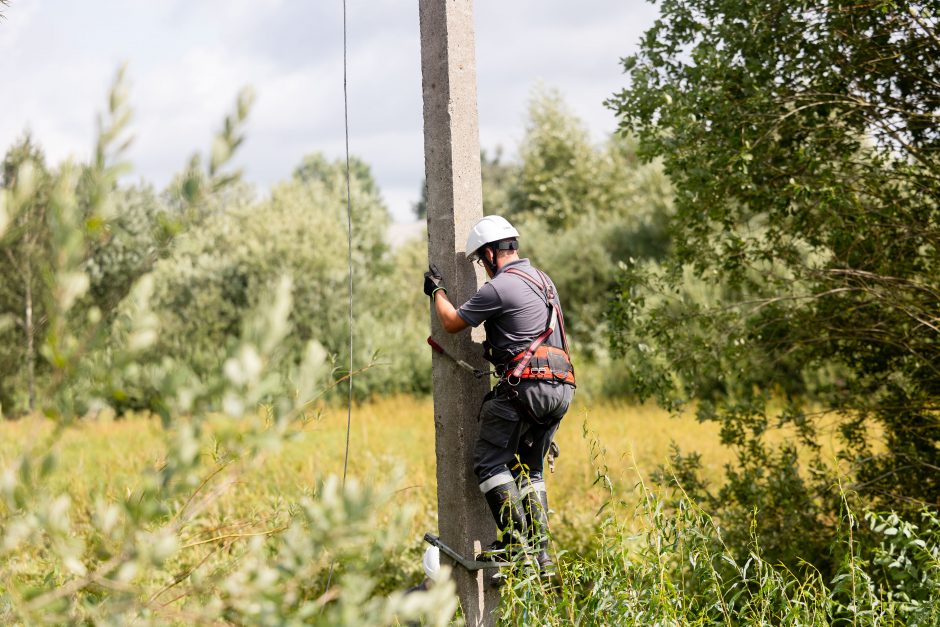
{"left": 419, "top": 1, "right": 499, "bottom": 624}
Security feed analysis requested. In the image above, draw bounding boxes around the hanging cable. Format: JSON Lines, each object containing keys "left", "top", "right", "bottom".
{"left": 326, "top": 0, "right": 354, "bottom": 595}
{"left": 341, "top": 0, "right": 353, "bottom": 491}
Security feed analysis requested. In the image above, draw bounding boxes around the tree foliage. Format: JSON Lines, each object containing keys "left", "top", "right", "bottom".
{"left": 119, "top": 154, "right": 394, "bottom": 409}
{"left": 0, "top": 69, "right": 459, "bottom": 625}
{"left": 0, "top": 135, "right": 52, "bottom": 412}
{"left": 509, "top": 88, "right": 598, "bottom": 231}
{"left": 608, "top": 0, "right": 940, "bottom": 566}
{"left": 512, "top": 90, "right": 674, "bottom": 354}
{"left": 84, "top": 184, "right": 175, "bottom": 321}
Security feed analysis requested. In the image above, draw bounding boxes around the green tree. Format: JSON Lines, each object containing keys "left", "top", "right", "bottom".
{"left": 0, "top": 67, "right": 137, "bottom": 420}
{"left": 411, "top": 177, "right": 427, "bottom": 220}
{"left": 512, "top": 90, "right": 674, "bottom": 352}
{"left": 509, "top": 87, "right": 597, "bottom": 230}
{"left": 0, "top": 73, "right": 459, "bottom": 625}
{"left": 114, "top": 153, "right": 394, "bottom": 408}
{"left": 608, "top": 0, "right": 940, "bottom": 566}
{"left": 83, "top": 184, "right": 173, "bottom": 321}
{"left": 0, "top": 135, "right": 51, "bottom": 413}
{"left": 481, "top": 147, "right": 516, "bottom": 215}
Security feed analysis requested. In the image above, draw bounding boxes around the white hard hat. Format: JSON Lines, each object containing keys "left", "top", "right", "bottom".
{"left": 422, "top": 545, "right": 441, "bottom": 581}
{"left": 465, "top": 215, "right": 519, "bottom": 259}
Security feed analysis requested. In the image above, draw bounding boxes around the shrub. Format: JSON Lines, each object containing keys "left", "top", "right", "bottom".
{"left": 0, "top": 72, "right": 458, "bottom": 623}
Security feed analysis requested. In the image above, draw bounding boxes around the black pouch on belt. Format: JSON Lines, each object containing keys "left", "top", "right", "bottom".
{"left": 547, "top": 349, "right": 572, "bottom": 381}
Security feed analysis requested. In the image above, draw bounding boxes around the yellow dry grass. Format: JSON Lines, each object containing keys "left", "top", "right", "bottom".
{"left": 0, "top": 396, "right": 734, "bottom": 546}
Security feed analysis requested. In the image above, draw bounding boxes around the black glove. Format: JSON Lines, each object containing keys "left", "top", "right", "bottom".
{"left": 423, "top": 264, "right": 446, "bottom": 298}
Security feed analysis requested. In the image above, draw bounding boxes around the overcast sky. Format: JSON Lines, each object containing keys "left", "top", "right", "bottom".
{"left": 0, "top": 1, "right": 659, "bottom": 223}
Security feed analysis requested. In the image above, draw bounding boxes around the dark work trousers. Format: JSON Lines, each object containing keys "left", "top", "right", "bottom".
{"left": 473, "top": 379, "right": 574, "bottom": 491}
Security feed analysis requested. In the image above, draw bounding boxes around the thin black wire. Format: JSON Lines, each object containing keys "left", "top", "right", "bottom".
{"left": 341, "top": 0, "right": 353, "bottom": 494}
{"left": 326, "top": 0, "right": 354, "bottom": 594}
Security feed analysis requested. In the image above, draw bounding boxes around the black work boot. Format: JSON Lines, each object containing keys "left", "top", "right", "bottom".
{"left": 480, "top": 480, "right": 529, "bottom": 562}
{"left": 521, "top": 479, "right": 556, "bottom": 580}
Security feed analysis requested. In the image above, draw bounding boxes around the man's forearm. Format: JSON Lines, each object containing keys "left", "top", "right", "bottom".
{"left": 434, "top": 291, "right": 469, "bottom": 333}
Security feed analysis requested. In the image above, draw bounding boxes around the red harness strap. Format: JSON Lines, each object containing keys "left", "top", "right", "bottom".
{"left": 502, "top": 268, "right": 575, "bottom": 386}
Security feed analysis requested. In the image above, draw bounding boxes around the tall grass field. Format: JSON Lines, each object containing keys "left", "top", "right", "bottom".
{"left": 0, "top": 397, "right": 730, "bottom": 582}
{"left": 3, "top": 397, "right": 937, "bottom": 625}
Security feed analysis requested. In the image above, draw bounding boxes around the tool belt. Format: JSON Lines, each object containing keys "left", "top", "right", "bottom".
{"left": 504, "top": 344, "right": 575, "bottom": 386}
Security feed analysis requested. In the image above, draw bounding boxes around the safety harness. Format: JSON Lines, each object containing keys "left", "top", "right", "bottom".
{"left": 499, "top": 267, "right": 576, "bottom": 388}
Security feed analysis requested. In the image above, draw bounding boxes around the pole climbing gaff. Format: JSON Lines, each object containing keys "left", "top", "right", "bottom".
{"left": 423, "top": 533, "right": 507, "bottom": 571}
{"left": 427, "top": 336, "right": 490, "bottom": 379}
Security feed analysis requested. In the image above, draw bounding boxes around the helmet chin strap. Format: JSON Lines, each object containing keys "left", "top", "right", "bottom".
{"left": 483, "top": 243, "right": 499, "bottom": 276}
{"left": 481, "top": 239, "right": 518, "bottom": 276}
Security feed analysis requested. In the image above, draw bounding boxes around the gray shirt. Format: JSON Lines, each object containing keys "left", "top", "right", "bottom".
{"left": 456, "top": 259, "right": 567, "bottom": 365}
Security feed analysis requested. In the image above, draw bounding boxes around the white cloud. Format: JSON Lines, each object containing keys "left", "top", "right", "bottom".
{"left": 0, "top": 1, "right": 657, "bottom": 222}
{"left": 0, "top": 0, "right": 40, "bottom": 53}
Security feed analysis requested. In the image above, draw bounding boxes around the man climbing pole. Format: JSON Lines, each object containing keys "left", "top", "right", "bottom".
{"left": 423, "top": 215, "right": 576, "bottom": 580}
